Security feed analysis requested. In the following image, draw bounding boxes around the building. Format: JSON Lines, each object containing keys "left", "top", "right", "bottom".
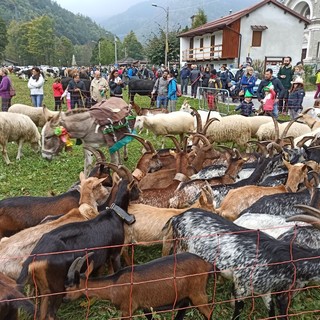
{"left": 284, "top": 0, "right": 320, "bottom": 67}
{"left": 179, "top": 0, "right": 310, "bottom": 69}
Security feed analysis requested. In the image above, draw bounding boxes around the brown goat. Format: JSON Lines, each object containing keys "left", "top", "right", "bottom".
{"left": 0, "top": 272, "right": 34, "bottom": 320}
{"left": 216, "top": 160, "right": 309, "bottom": 221}
{"left": 122, "top": 185, "right": 214, "bottom": 265}
{"left": 0, "top": 172, "right": 109, "bottom": 280}
{"left": 65, "top": 252, "right": 213, "bottom": 320}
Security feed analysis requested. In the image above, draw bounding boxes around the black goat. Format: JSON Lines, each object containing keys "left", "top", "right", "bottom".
{"left": 163, "top": 209, "right": 320, "bottom": 320}
{"left": 17, "top": 178, "right": 135, "bottom": 320}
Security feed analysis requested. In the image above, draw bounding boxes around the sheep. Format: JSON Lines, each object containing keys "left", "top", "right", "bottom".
{"left": 0, "top": 171, "right": 109, "bottom": 280}
{"left": 256, "top": 121, "right": 311, "bottom": 141}
{"left": 162, "top": 209, "right": 320, "bottom": 319}
{"left": 134, "top": 112, "right": 195, "bottom": 148}
{"left": 8, "top": 104, "right": 58, "bottom": 127}
{"left": 0, "top": 272, "right": 34, "bottom": 320}
{"left": 0, "top": 112, "right": 41, "bottom": 164}
{"left": 202, "top": 115, "right": 252, "bottom": 149}
{"left": 65, "top": 252, "right": 213, "bottom": 320}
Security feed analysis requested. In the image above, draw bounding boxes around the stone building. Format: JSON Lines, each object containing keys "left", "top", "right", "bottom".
{"left": 284, "top": 0, "right": 320, "bottom": 67}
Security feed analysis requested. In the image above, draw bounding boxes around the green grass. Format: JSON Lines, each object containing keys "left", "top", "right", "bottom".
{"left": 3, "top": 76, "right": 319, "bottom": 319}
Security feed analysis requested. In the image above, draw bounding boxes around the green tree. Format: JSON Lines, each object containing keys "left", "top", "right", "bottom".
{"left": 90, "top": 38, "right": 115, "bottom": 66}
{"left": 27, "top": 16, "right": 55, "bottom": 65}
{"left": 145, "top": 28, "right": 180, "bottom": 66}
{"left": 191, "top": 8, "right": 207, "bottom": 29}
{"left": 0, "top": 16, "right": 8, "bottom": 60}
{"left": 122, "top": 31, "right": 144, "bottom": 60}
{"left": 54, "top": 36, "right": 74, "bottom": 66}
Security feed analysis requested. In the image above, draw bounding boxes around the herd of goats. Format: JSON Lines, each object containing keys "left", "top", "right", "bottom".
{"left": 2, "top": 99, "right": 320, "bottom": 320}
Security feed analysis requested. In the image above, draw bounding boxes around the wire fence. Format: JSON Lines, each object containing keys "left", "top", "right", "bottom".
{"left": 2, "top": 223, "right": 320, "bottom": 319}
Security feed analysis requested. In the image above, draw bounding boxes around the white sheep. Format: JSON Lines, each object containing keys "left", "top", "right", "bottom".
{"left": 134, "top": 112, "right": 195, "bottom": 147}
{"left": 8, "top": 104, "right": 58, "bottom": 127}
{"left": 246, "top": 116, "right": 273, "bottom": 137}
{"left": 179, "top": 101, "right": 222, "bottom": 129}
{"left": 256, "top": 121, "right": 311, "bottom": 141}
{"left": 204, "top": 115, "right": 251, "bottom": 149}
{"left": 293, "top": 127, "right": 320, "bottom": 147}
{"left": 0, "top": 112, "right": 41, "bottom": 164}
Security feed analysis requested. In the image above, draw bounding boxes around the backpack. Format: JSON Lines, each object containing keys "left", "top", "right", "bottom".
{"left": 208, "top": 78, "right": 222, "bottom": 89}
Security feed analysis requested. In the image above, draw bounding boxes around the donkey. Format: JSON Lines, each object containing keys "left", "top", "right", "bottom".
{"left": 41, "top": 98, "right": 135, "bottom": 175}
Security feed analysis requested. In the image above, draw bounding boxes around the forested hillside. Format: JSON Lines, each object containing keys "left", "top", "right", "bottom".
{"left": 0, "top": 0, "right": 109, "bottom": 45}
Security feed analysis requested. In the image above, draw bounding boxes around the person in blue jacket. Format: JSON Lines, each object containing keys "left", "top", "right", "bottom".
{"left": 240, "top": 66, "right": 256, "bottom": 97}
{"left": 235, "top": 90, "right": 256, "bottom": 116}
{"left": 167, "top": 72, "right": 177, "bottom": 112}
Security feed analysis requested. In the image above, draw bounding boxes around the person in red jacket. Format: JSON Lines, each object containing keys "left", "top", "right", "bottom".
{"left": 52, "top": 77, "right": 64, "bottom": 111}
{"left": 261, "top": 83, "right": 275, "bottom": 116}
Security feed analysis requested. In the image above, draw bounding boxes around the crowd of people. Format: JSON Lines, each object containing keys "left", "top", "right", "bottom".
{"left": 0, "top": 59, "right": 320, "bottom": 118}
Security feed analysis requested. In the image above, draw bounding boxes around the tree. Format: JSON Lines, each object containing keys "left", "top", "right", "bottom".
{"left": 145, "top": 27, "right": 180, "bottom": 66}
{"left": 0, "top": 16, "right": 8, "bottom": 60}
{"left": 90, "top": 38, "right": 115, "bottom": 66}
{"left": 191, "top": 8, "right": 207, "bottom": 29}
{"left": 122, "top": 31, "right": 144, "bottom": 60}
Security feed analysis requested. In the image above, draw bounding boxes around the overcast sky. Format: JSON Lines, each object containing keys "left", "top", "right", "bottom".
{"left": 54, "top": 0, "right": 147, "bottom": 19}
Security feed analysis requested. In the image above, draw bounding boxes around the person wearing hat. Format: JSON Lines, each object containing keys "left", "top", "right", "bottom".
{"left": 235, "top": 90, "right": 256, "bottom": 116}
{"left": 288, "top": 77, "right": 305, "bottom": 119}
{"left": 261, "top": 83, "right": 276, "bottom": 116}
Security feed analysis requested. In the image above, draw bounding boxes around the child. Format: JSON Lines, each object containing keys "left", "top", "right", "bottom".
{"left": 52, "top": 78, "right": 64, "bottom": 111}
{"left": 288, "top": 77, "right": 305, "bottom": 119}
{"left": 261, "top": 83, "right": 275, "bottom": 116}
{"left": 235, "top": 90, "right": 255, "bottom": 116}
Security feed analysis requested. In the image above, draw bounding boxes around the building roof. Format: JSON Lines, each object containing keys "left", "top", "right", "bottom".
{"left": 179, "top": 0, "right": 310, "bottom": 37}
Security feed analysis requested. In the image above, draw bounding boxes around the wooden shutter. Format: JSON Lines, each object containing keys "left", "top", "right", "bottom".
{"left": 200, "top": 38, "right": 204, "bottom": 52}
{"left": 252, "top": 31, "right": 262, "bottom": 47}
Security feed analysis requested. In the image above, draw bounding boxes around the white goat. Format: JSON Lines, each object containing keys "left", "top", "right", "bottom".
{"left": 0, "top": 113, "right": 40, "bottom": 164}
{"left": 134, "top": 112, "right": 195, "bottom": 147}
{"left": 8, "top": 104, "right": 58, "bottom": 127}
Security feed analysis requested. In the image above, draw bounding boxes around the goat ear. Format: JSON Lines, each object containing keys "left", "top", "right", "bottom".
{"left": 282, "top": 159, "right": 291, "bottom": 169}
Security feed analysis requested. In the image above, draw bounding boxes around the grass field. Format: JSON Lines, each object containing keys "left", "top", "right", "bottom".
{"left": 1, "top": 76, "right": 319, "bottom": 319}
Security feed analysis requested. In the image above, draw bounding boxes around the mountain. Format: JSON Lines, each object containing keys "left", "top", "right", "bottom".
{"left": 0, "top": 0, "right": 110, "bottom": 44}
{"left": 98, "top": 0, "right": 261, "bottom": 41}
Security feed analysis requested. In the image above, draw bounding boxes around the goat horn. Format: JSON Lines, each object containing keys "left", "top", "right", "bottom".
{"left": 266, "top": 142, "right": 283, "bottom": 155}
{"left": 67, "top": 252, "right": 94, "bottom": 278}
{"left": 286, "top": 215, "right": 320, "bottom": 230}
{"left": 124, "top": 134, "right": 151, "bottom": 153}
{"left": 247, "top": 140, "right": 268, "bottom": 155}
{"left": 203, "top": 118, "right": 220, "bottom": 136}
{"left": 270, "top": 116, "right": 280, "bottom": 142}
{"left": 190, "top": 107, "right": 202, "bottom": 133}
{"left": 83, "top": 146, "right": 104, "bottom": 163}
{"left": 293, "top": 204, "right": 320, "bottom": 219}
{"left": 165, "top": 135, "right": 182, "bottom": 153}
{"left": 301, "top": 107, "right": 314, "bottom": 115}
{"left": 280, "top": 117, "right": 302, "bottom": 140}
{"left": 296, "top": 136, "right": 315, "bottom": 148}
{"left": 182, "top": 136, "right": 189, "bottom": 153}
{"left": 193, "top": 134, "right": 211, "bottom": 147}
{"left": 146, "top": 141, "right": 156, "bottom": 153}
{"left": 119, "top": 165, "right": 134, "bottom": 182}
{"left": 104, "top": 163, "right": 127, "bottom": 179}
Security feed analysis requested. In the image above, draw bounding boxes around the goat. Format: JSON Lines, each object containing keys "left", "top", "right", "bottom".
{"left": 162, "top": 209, "right": 320, "bottom": 320}
{"left": 0, "top": 272, "right": 34, "bottom": 320}
{"left": 215, "top": 160, "right": 309, "bottom": 221}
{"left": 122, "top": 184, "right": 214, "bottom": 265}
{"left": 0, "top": 171, "right": 110, "bottom": 280}
{"left": 65, "top": 252, "right": 213, "bottom": 320}
{"left": 0, "top": 148, "right": 112, "bottom": 239}
{"left": 17, "top": 178, "right": 135, "bottom": 320}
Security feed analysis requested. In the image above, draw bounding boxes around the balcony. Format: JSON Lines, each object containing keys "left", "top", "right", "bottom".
{"left": 182, "top": 44, "right": 223, "bottom": 62}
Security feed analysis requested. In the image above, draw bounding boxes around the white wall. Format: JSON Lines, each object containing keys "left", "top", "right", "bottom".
{"left": 239, "top": 2, "right": 306, "bottom": 65}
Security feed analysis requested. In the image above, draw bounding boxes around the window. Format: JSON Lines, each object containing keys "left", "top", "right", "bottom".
{"left": 200, "top": 38, "right": 204, "bottom": 52}
{"left": 252, "top": 31, "right": 262, "bottom": 47}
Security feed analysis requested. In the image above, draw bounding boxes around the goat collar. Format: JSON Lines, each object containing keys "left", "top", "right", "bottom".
{"left": 310, "top": 120, "right": 318, "bottom": 130}
{"left": 110, "top": 203, "right": 136, "bottom": 225}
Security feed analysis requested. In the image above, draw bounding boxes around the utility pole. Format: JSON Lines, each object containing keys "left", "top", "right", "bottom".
{"left": 114, "top": 36, "right": 118, "bottom": 65}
